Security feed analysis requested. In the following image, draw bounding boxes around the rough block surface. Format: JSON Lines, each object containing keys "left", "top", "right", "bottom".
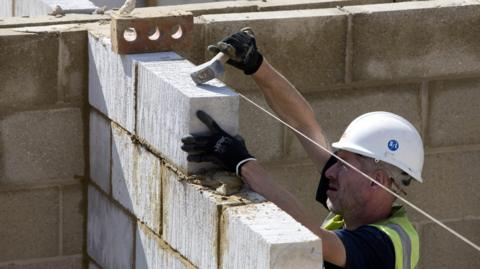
{"left": 137, "top": 59, "right": 238, "bottom": 174}
{"left": 62, "top": 184, "right": 84, "bottom": 255}
{"left": 112, "top": 125, "right": 162, "bottom": 233}
{"left": 0, "top": 108, "right": 84, "bottom": 183}
{"left": 287, "top": 85, "right": 421, "bottom": 159}
{"left": 163, "top": 167, "right": 240, "bottom": 269}
{"left": 239, "top": 92, "right": 283, "bottom": 161}
{"left": 0, "top": 0, "right": 12, "bottom": 17}
{"left": 90, "top": 110, "right": 111, "bottom": 194}
{"left": 88, "top": 27, "right": 183, "bottom": 132}
{"left": 419, "top": 219, "right": 480, "bottom": 269}
{"left": 59, "top": 30, "right": 88, "bottom": 103}
{"left": 407, "top": 150, "right": 480, "bottom": 221}
{"left": 222, "top": 202, "right": 323, "bottom": 269}
{"left": 428, "top": 78, "right": 480, "bottom": 147}
{"left": 136, "top": 222, "right": 193, "bottom": 269}
{"left": 347, "top": 0, "right": 480, "bottom": 81}
{"left": 0, "top": 255, "right": 83, "bottom": 269}
{"left": 199, "top": 9, "right": 347, "bottom": 92}
{"left": 15, "top": 0, "right": 96, "bottom": 17}
{"left": 87, "top": 184, "right": 134, "bottom": 269}
{"left": 0, "top": 30, "right": 58, "bottom": 112}
{"left": 0, "top": 187, "right": 59, "bottom": 262}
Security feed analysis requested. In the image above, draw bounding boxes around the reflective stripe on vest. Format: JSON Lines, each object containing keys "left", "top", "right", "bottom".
{"left": 322, "top": 206, "right": 419, "bottom": 269}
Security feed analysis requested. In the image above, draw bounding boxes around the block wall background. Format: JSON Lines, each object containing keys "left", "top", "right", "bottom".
{"left": 0, "top": 26, "right": 87, "bottom": 268}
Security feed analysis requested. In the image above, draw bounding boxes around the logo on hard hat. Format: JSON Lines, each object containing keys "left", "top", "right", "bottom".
{"left": 388, "top": 140, "right": 399, "bottom": 151}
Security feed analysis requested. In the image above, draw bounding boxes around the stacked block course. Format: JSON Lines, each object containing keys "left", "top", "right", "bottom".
{"left": 87, "top": 25, "right": 322, "bottom": 269}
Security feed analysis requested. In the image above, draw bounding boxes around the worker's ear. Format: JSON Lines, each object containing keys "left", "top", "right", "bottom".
{"left": 370, "top": 170, "right": 391, "bottom": 188}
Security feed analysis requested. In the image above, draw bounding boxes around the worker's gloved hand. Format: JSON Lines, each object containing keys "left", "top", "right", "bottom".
{"left": 208, "top": 29, "right": 263, "bottom": 75}
{"left": 181, "top": 111, "right": 256, "bottom": 176}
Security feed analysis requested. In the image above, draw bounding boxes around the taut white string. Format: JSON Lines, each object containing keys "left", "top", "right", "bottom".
{"left": 238, "top": 92, "right": 480, "bottom": 253}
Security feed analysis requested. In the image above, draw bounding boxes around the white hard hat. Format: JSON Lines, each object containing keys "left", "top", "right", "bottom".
{"left": 332, "top": 111, "right": 424, "bottom": 183}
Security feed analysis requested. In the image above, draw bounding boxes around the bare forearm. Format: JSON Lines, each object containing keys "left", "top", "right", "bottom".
{"left": 252, "top": 59, "right": 316, "bottom": 130}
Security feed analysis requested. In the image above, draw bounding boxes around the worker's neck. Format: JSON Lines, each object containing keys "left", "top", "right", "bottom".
{"left": 343, "top": 202, "right": 393, "bottom": 230}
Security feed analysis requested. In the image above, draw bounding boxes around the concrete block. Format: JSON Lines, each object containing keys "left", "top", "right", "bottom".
{"left": 0, "top": 30, "right": 58, "bottom": 112}
{"left": 0, "top": 255, "right": 83, "bottom": 269}
{"left": 111, "top": 125, "right": 162, "bottom": 233}
{"left": 136, "top": 222, "right": 193, "bottom": 269}
{"left": 419, "top": 219, "right": 480, "bottom": 269}
{"left": 407, "top": 150, "right": 480, "bottom": 221}
{"left": 162, "top": 167, "right": 242, "bottom": 269}
{"left": 0, "top": 108, "right": 84, "bottom": 184}
{"left": 286, "top": 85, "right": 421, "bottom": 159}
{"left": 199, "top": 9, "right": 347, "bottom": 92}
{"left": 59, "top": 30, "right": 88, "bottom": 103}
{"left": 87, "top": 184, "right": 134, "bottom": 269}
{"left": 0, "top": 0, "right": 12, "bottom": 17}
{"left": 0, "top": 187, "right": 59, "bottom": 262}
{"left": 137, "top": 58, "right": 238, "bottom": 174}
{"left": 15, "top": 0, "right": 96, "bottom": 17}
{"left": 428, "top": 78, "right": 480, "bottom": 147}
{"left": 62, "top": 184, "right": 84, "bottom": 255}
{"left": 88, "top": 27, "right": 183, "bottom": 132}
{"left": 221, "top": 202, "right": 323, "bottom": 269}
{"left": 90, "top": 0, "right": 146, "bottom": 9}
{"left": 88, "top": 261, "right": 101, "bottom": 269}
{"left": 239, "top": 92, "right": 284, "bottom": 161}
{"left": 265, "top": 162, "right": 328, "bottom": 223}
{"left": 346, "top": 0, "right": 480, "bottom": 81}
{"left": 90, "top": 110, "right": 111, "bottom": 194}
{"left": 257, "top": 0, "right": 389, "bottom": 11}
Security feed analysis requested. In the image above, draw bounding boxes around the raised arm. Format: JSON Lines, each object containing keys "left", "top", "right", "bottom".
{"left": 251, "top": 59, "right": 330, "bottom": 170}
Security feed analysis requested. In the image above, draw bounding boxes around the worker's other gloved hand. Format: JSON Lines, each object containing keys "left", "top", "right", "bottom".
{"left": 207, "top": 29, "right": 263, "bottom": 75}
{"left": 181, "top": 111, "right": 256, "bottom": 176}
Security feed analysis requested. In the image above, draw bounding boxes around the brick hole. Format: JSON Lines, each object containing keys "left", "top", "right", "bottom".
{"left": 148, "top": 26, "right": 161, "bottom": 41}
{"left": 170, "top": 24, "right": 183, "bottom": 40}
{"left": 123, "top": 27, "right": 137, "bottom": 42}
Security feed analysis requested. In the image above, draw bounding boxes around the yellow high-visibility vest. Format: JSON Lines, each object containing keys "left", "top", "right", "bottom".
{"left": 322, "top": 206, "right": 419, "bottom": 269}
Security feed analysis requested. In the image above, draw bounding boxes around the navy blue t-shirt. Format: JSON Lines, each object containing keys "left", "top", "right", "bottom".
{"left": 324, "top": 225, "right": 395, "bottom": 269}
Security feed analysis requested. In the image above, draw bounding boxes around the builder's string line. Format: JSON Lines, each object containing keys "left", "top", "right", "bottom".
{"left": 238, "top": 92, "right": 480, "bottom": 253}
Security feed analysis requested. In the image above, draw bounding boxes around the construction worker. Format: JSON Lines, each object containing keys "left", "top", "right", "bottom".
{"left": 181, "top": 31, "right": 423, "bottom": 269}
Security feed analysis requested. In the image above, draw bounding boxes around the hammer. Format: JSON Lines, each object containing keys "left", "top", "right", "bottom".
{"left": 190, "top": 27, "right": 254, "bottom": 85}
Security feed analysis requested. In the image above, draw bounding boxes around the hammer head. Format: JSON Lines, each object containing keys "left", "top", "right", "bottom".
{"left": 190, "top": 52, "right": 229, "bottom": 85}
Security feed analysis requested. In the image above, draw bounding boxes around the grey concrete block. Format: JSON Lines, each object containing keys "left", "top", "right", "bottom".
{"left": 0, "top": 30, "right": 58, "bottom": 112}
{"left": 265, "top": 162, "right": 328, "bottom": 223}
{"left": 88, "top": 261, "right": 101, "bottom": 269}
{"left": 90, "top": 110, "right": 111, "bottom": 194}
{"left": 90, "top": 0, "right": 147, "bottom": 9}
{"left": 419, "top": 219, "right": 480, "bottom": 269}
{"left": 87, "top": 184, "right": 134, "bottom": 269}
{"left": 347, "top": 0, "right": 480, "bottom": 81}
{"left": 136, "top": 222, "right": 192, "bottom": 269}
{"left": 111, "top": 125, "right": 162, "bottom": 234}
{"left": 287, "top": 85, "right": 421, "bottom": 160}
{"left": 59, "top": 30, "right": 88, "bottom": 103}
{"left": 15, "top": 0, "right": 96, "bottom": 17}
{"left": 162, "top": 167, "right": 240, "bottom": 269}
{"left": 137, "top": 58, "right": 239, "bottom": 175}
{"left": 0, "top": 255, "right": 83, "bottom": 269}
{"left": 62, "top": 184, "right": 84, "bottom": 255}
{"left": 428, "top": 78, "right": 480, "bottom": 147}
{"left": 239, "top": 92, "right": 284, "bottom": 161}
{"left": 199, "top": 8, "right": 347, "bottom": 92}
{"left": 221, "top": 202, "right": 323, "bottom": 269}
{"left": 407, "top": 150, "right": 480, "bottom": 221}
{"left": 0, "top": 0, "right": 12, "bottom": 17}
{"left": 0, "top": 187, "right": 59, "bottom": 262}
{"left": 88, "top": 28, "right": 183, "bottom": 133}
{"left": 0, "top": 108, "right": 84, "bottom": 184}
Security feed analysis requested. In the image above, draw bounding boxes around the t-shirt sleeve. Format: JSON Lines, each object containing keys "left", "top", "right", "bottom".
{"left": 330, "top": 226, "right": 395, "bottom": 269}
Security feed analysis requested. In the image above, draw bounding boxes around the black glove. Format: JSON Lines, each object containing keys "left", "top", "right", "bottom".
{"left": 208, "top": 29, "right": 263, "bottom": 75}
{"left": 181, "top": 111, "right": 255, "bottom": 176}
{"left": 316, "top": 155, "right": 338, "bottom": 209}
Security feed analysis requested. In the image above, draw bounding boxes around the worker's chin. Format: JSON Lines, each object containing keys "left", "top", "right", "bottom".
{"left": 326, "top": 198, "right": 340, "bottom": 214}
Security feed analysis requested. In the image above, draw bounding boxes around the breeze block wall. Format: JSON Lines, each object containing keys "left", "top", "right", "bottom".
{"left": 0, "top": 23, "right": 89, "bottom": 268}
{"left": 86, "top": 25, "right": 323, "bottom": 269}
